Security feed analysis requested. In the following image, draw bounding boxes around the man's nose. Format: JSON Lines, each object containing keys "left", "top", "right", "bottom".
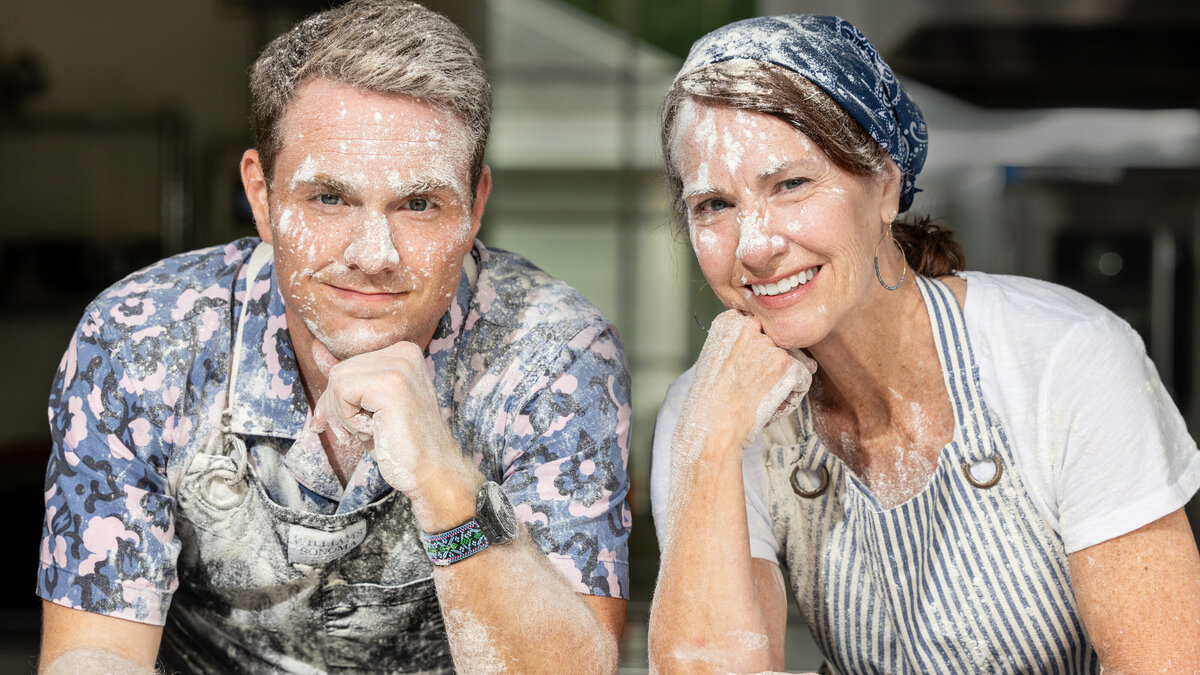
{"left": 344, "top": 212, "right": 401, "bottom": 274}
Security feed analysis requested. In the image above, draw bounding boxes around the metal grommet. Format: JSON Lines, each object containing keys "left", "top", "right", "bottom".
{"left": 196, "top": 435, "right": 250, "bottom": 509}
{"left": 200, "top": 469, "right": 249, "bottom": 509}
{"left": 790, "top": 465, "right": 829, "bottom": 498}
{"left": 961, "top": 454, "right": 1003, "bottom": 489}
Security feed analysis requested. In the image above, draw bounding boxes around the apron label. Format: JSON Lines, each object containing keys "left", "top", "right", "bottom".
{"left": 288, "top": 521, "right": 367, "bottom": 564}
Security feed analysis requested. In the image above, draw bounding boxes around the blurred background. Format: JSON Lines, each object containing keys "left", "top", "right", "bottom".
{"left": 3, "top": 0, "right": 1199, "bottom": 671}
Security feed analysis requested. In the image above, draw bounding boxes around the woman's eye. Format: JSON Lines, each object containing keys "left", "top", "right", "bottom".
{"left": 701, "top": 198, "right": 730, "bottom": 213}
{"left": 782, "top": 177, "right": 807, "bottom": 190}
{"left": 317, "top": 194, "right": 342, "bottom": 206}
{"left": 406, "top": 198, "right": 430, "bottom": 212}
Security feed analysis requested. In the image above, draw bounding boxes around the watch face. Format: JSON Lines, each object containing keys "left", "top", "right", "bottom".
{"left": 478, "top": 481, "right": 520, "bottom": 544}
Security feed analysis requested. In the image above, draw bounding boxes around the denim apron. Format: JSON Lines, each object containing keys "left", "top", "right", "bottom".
{"left": 763, "top": 276, "right": 1100, "bottom": 673}
{"left": 160, "top": 244, "right": 453, "bottom": 673}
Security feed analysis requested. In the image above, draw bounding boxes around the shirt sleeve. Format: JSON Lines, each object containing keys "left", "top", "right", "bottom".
{"left": 1046, "top": 312, "right": 1200, "bottom": 553}
{"left": 499, "top": 324, "right": 632, "bottom": 599}
{"left": 648, "top": 373, "right": 686, "bottom": 552}
{"left": 38, "top": 309, "right": 181, "bottom": 625}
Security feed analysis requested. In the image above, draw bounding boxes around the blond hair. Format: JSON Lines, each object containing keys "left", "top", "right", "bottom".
{"left": 249, "top": 0, "right": 491, "bottom": 189}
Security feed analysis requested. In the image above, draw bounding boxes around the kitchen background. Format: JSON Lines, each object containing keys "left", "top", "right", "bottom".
{"left": 3, "top": 0, "right": 1198, "bottom": 670}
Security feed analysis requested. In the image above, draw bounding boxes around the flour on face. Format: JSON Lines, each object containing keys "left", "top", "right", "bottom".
{"left": 669, "top": 96, "right": 893, "bottom": 350}
{"left": 264, "top": 78, "right": 482, "bottom": 360}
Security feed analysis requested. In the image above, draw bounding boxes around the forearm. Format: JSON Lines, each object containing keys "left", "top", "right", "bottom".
{"left": 408, "top": 457, "right": 618, "bottom": 674}
{"left": 41, "top": 648, "right": 157, "bottom": 675}
{"left": 649, "top": 433, "right": 776, "bottom": 674}
{"left": 432, "top": 532, "right": 618, "bottom": 674}
{"left": 40, "top": 602, "right": 164, "bottom": 675}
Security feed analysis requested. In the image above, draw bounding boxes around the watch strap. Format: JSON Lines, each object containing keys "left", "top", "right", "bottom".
{"left": 420, "top": 518, "right": 490, "bottom": 566}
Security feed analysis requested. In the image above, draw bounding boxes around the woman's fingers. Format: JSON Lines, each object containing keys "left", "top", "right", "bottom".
{"left": 683, "top": 310, "right": 816, "bottom": 448}
{"left": 764, "top": 354, "right": 816, "bottom": 428}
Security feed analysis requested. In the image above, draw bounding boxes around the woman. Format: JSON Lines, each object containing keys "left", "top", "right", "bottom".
{"left": 648, "top": 15, "right": 1200, "bottom": 674}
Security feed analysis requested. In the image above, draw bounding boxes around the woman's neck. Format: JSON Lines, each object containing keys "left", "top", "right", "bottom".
{"left": 806, "top": 280, "right": 936, "bottom": 430}
{"left": 802, "top": 276, "right": 962, "bottom": 507}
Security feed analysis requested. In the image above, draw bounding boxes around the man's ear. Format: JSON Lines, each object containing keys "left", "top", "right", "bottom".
{"left": 466, "top": 165, "right": 492, "bottom": 248}
{"left": 241, "top": 149, "right": 273, "bottom": 244}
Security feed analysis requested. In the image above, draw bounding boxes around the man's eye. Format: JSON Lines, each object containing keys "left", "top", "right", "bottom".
{"left": 317, "top": 194, "right": 342, "bottom": 206}
{"left": 407, "top": 198, "right": 430, "bottom": 212}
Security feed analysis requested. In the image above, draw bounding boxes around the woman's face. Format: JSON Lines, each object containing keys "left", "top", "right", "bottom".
{"left": 672, "top": 99, "right": 901, "bottom": 349}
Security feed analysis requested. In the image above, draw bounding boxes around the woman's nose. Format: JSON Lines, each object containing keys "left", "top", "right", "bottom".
{"left": 735, "top": 208, "right": 787, "bottom": 267}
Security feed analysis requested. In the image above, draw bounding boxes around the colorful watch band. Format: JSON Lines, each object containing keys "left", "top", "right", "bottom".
{"left": 420, "top": 518, "right": 490, "bottom": 566}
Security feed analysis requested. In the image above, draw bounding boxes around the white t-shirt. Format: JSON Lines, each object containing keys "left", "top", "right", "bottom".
{"left": 651, "top": 272, "right": 1200, "bottom": 560}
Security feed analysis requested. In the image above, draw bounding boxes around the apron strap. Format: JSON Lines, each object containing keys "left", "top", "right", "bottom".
{"left": 222, "top": 241, "right": 274, "bottom": 434}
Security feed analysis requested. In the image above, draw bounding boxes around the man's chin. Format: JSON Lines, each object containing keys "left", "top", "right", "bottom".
{"left": 307, "top": 322, "right": 411, "bottom": 361}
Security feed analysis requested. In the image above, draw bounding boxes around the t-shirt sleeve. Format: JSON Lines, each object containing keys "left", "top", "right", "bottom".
{"left": 648, "top": 372, "right": 688, "bottom": 553}
{"left": 741, "top": 438, "right": 782, "bottom": 561}
{"left": 649, "top": 369, "right": 781, "bottom": 561}
{"left": 1046, "top": 312, "right": 1200, "bottom": 553}
{"left": 499, "top": 324, "right": 631, "bottom": 599}
{"left": 38, "top": 311, "right": 181, "bottom": 625}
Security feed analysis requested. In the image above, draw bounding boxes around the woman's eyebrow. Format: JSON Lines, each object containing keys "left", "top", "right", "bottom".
{"left": 683, "top": 182, "right": 719, "bottom": 200}
{"left": 757, "top": 158, "right": 800, "bottom": 182}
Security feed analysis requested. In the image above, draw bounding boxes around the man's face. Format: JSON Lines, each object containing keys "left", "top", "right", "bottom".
{"left": 243, "top": 78, "right": 489, "bottom": 360}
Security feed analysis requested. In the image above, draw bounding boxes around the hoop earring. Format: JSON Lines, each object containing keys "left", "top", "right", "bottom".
{"left": 692, "top": 282, "right": 712, "bottom": 334}
{"left": 873, "top": 222, "right": 908, "bottom": 291}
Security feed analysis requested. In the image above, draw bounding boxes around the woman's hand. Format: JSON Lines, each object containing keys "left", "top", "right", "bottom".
{"left": 650, "top": 311, "right": 813, "bottom": 673}
{"left": 674, "top": 310, "right": 816, "bottom": 463}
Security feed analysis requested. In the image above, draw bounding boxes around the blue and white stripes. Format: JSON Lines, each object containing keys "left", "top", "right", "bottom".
{"left": 765, "top": 276, "right": 1099, "bottom": 673}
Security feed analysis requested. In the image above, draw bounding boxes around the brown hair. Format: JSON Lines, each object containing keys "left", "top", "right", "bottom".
{"left": 249, "top": 0, "right": 491, "bottom": 190}
{"left": 662, "top": 60, "right": 963, "bottom": 276}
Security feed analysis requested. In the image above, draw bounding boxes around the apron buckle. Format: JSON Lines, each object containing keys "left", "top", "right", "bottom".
{"left": 791, "top": 465, "right": 829, "bottom": 498}
{"left": 961, "top": 454, "right": 1003, "bottom": 489}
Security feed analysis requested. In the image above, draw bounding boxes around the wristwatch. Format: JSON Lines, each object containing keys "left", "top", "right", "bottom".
{"left": 420, "top": 481, "right": 520, "bottom": 566}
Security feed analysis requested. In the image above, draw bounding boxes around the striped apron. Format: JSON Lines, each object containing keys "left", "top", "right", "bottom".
{"left": 763, "top": 275, "right": 1100, "bottom": 673}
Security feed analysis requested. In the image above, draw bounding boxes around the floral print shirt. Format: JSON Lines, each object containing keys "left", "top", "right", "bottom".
{"left": 38, "top": 237, "right": 632, "bottom": 624}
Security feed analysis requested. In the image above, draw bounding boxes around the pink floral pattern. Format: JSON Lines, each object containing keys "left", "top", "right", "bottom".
{"left": 39, "top": 238, "right": 631, "bottom": 624}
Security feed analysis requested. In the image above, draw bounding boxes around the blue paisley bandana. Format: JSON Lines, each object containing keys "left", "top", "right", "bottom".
{"left": 676, "top": 15, "right": 928, "bottom": 212}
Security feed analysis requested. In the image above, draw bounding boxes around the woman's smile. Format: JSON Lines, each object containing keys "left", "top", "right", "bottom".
{"left": 674, "top": 101, "right": 897, "bottom": 349}
{"left": 746, "top": 265, "right": 822, "bottom": 309}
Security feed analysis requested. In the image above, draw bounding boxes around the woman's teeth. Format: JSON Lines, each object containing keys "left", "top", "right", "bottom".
{"left": 751, "top": 267, "right": 817, "bottom": 296}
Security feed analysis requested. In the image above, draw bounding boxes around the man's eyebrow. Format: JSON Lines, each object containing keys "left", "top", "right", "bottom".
{"left": 388, "top": 175, "right": 456, "bottom": 197}
{"left": 289, "top": 173, "right": 359, "bottom": 196}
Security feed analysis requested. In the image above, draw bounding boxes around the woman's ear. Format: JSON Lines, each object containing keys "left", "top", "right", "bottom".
{"left": 877, "top": 157, "right": 902, "bottom": 224}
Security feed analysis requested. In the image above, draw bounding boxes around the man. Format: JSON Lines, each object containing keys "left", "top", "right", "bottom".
{"left": 37, "top": 2, "right": 631, "bottom": 672}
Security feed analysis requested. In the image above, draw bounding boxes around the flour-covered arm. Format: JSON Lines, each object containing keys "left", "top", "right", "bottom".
{"left": 1068, "top": 508, "right": 1200, "bottom": 671}
{"left": 312, "top": 324, "right": 631, "bottom": 673}
{"left": 39, "top": 602, "right": 161, "bottom": 675}
{"left": 647, "top": 311, "right": 812, "bottom": 674}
